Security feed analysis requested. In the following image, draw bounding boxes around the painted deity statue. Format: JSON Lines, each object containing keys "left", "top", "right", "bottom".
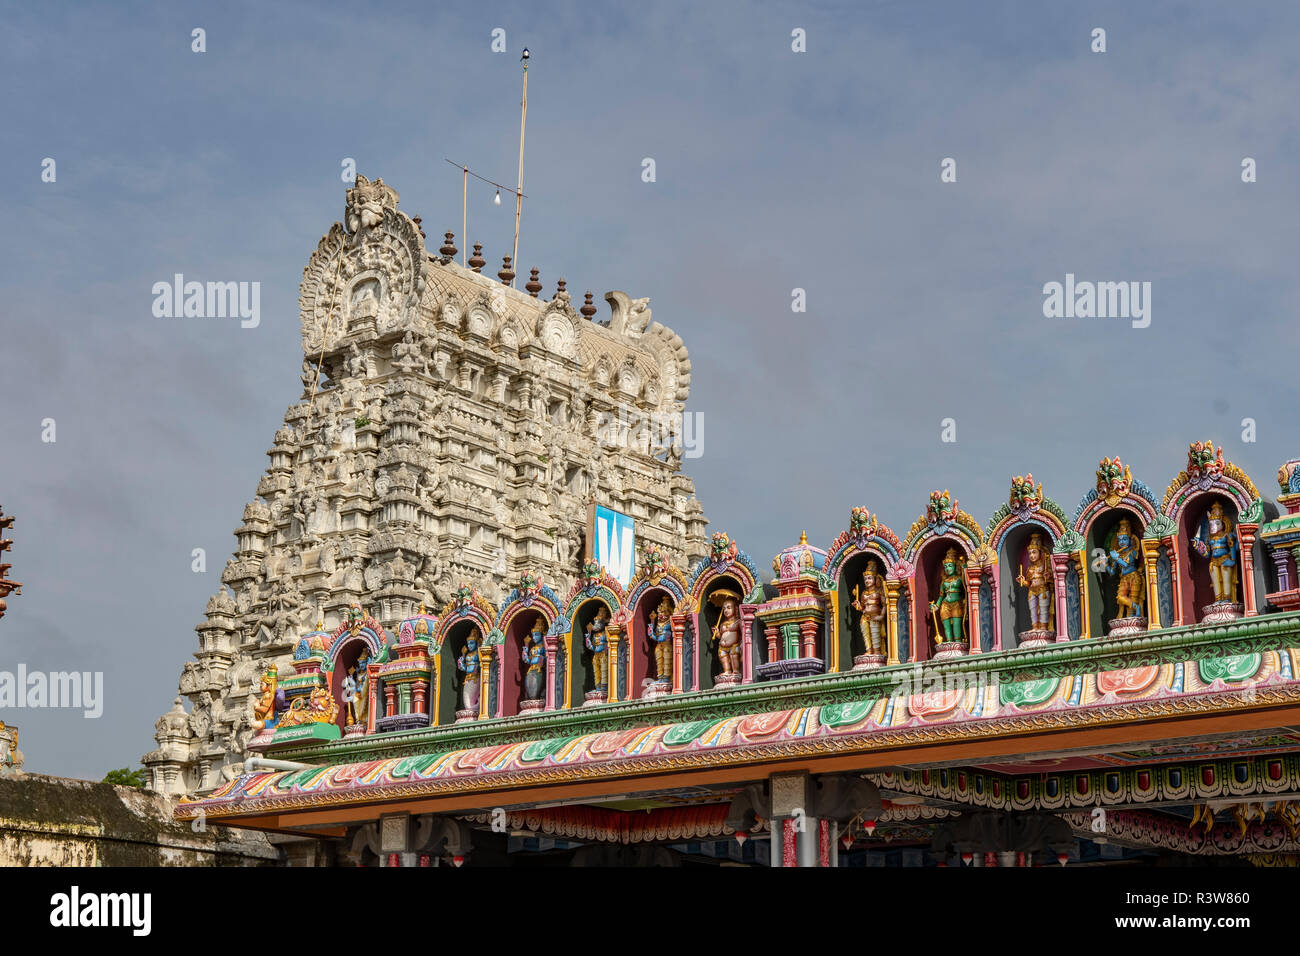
{"left": 251, "top": 664, "right": 280, "bottom": 731}
{"left": 585, "top": 605, "right": 611, "bottom": 690}
{"left": 648, "top": 596, "right": 675, "bottom": 681}
{"left": 928, "top": 547, "right": 967, "bottom": 645}
{"left": 1105, "top": 517, "right": 1145, "bottom": 618}
{"left": 710, "top": 589, "right": 743, "bottom": 675}
{"left": 522, "top": 615, "right": 546, "bottom": 701}
{"left": 457, "top": 632, "right": 481, "bottom": 713}
{"left": 279, "top": 685, "right": 338, "bottom": 728}
{"left": 1016, "top": 533, "right": 1055, "bottom": 632}
{"left": 1192, "top": 501, "right": 1240, "bottom": 605}
{"left": 342, "top": 652, "right": 370, "bottom": 726}
{"left": 851, "top": 558, "right": 888, "bottom": 656}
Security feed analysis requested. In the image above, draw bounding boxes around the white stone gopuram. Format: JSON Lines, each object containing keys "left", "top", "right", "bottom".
{"left": 144, "top": 176, "right": 710, "bottom": 795}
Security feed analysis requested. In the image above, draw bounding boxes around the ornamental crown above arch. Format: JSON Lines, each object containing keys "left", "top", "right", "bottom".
{"left": 985, "top": 474, "right": 1068, "bottom": 549}
{"left": 1071, "top": 455, "right": 1160, "bottom": 531}
{"left": 431, "top": 585, "right": 498, "bottom": 651}
{"left": 495, "top": 570, "right": 563, "bottom": 631}
{"left": 1161, "top": 439, "right": 1259, "bottom": 517}
{"left": 624, "top": 542, "right": 689, "bottom": 612}
{"left": 901, "top": 491, "right": 984, "bottom": 559}
{"left": 323, "top": 603, "right": 391, "bottom": 669}
{"left": 562, "top": 561, "right": 627, "bottom": 617}
{"left": 825, "top": 507, "right": 903, "bottom": 578}
{"left": 686, "top": 532, "right": 761, "bottom": 603}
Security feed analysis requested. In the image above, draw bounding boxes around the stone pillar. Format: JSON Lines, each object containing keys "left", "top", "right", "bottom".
{"left": 986, "top": 571, "right": 1001, "bottom": 651}
{"left": 799, "top": 620, "right": 818, "bottom": 660}
{"left": 606, "top": 622, "right": 623, "bottom": 703}
{"left": 1238, "top": 524, "right": 1259, "bottom": 615}
{"left": 384, "top": 684, "right": 396, "bottom": 718}
{"left": 767, "top": 771, "right": 828, "bottom": 867}
{"left": 670, "top": 615, "right": 687, "bottom": 694}
{"left": 1140, "top": 538, "right": 1164, "bottom": 629}
{"left": 1051, "top": 553, "right": 1071, "bottom": 642}
{"left": 963, "top": 566, "right": 983, "bottom": 653}
{"left": 543, "top": 635, "right": 560, "bottom": 711}
{"left": 1272, "top": 547, "right": 1292, "bottom": 593}
{"left": 367, "top": 662, "right": 380, "bottom": 732}
{"left": 1165, "top": 538, "right": 1185, "bottom": 625}
{"left": 740, "top": 604, "right": 757, "bottom": 683}
{"left": 765, "top": 624, "right": 781, "bottom": 663}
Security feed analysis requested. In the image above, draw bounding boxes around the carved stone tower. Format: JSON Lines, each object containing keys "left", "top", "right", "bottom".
{"left": 144, "top": 176, "right": 710, "bottom": 795}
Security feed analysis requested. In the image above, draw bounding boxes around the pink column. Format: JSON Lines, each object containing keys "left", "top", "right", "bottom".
{"left": 1165, "top": 537, "right": 1186, "bottom": 625}
{"left": 987, "top": 567, "right": 1002, "bottom": 651}
{"left": 367, "top": 663, "right": 380, "bottom": 732}
{"left": 1239, "top": 524, "right": 1259, "bottom": 615}
{"left": 1051, "top": 554, "right": 1071, "bottom": 642}
{"left": 800, "top": 620, "right": 818, "bottom": 659}
{"left": 543, "top": 634, "right": 560, "bottom": 711}
{"left": 740, "top": 604, "right": 757, "bottom": 682}
{"left": 671, "top": 614, "right": 688, "bottom": 693}
{"left": 963, "top": 566, "right": 982, "bottom": 653}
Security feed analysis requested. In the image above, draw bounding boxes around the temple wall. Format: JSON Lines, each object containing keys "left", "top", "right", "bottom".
{"left": 0, "top": 774, "right": 279, "bottom": 866}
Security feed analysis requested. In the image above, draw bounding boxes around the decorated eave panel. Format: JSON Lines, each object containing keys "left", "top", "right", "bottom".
{"left": 177, "top": 618, "right": 1300, "bottom": 825}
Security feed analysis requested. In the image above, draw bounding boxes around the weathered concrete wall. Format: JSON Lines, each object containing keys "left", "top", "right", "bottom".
{"left": 0, "top": 773, "right": 281, "bottom": 866}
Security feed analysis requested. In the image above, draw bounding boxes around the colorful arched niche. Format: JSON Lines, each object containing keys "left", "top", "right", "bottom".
{"left": 431, "top": 587, "right": 497, "bottom": 722}
{"left": 1160, "top": 441, "right": 1264, "bottom": 623}
{"left": 620, "top": 546, "right": 689, "bottom": 697}
{"left": 985, "top": 476, "right": 1069, "bottom": 649}
{"left": 824, "top": 508, "right": 902, "bottom": 668}
{"left": 1071, "top": 457, "right": 1160, "bottom": 637}
{"left": 493, "top": 572, "right": 561, "bottom": 717}
{"left": 901, "top": 491, "right": 985, "bottom": 661}
{"left": 686, "top": 532, "right": 760, "bottom": 688}
{"left": 559, "top": 564, "right": 626, "bottom": 704}
{"left": 321, "top": 607, "right": 391, "bottom": 731}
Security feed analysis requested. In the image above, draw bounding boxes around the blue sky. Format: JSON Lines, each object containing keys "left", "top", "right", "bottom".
{"left": 3, "top": 0, "right": 1299, "bottom": 776}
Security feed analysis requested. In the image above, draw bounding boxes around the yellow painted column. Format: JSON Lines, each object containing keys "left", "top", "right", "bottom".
{"left": 606, "top": 622, "right": 622, "bottom": 702}
{"left": 1076, "top": 548, "right": 1092, "bottom": 639}
{"left": 1140, "top": 539, "right": 1163, "bottom": 629}
{"left": 885, "top": 580, "right": 901, "bottom": 665}
{"left": 477, "top": 644, "right": 494, "bottom": 720}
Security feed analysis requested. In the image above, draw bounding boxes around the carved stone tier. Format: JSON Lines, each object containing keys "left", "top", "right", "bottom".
{"left": 932, "top": 641, "right": 969, "bottom": 660}
{"left": 583, "top": 689, "right": 608, "bottom": 707}
{"left": 454, "top": 708, "right": 478, "bottom": 724}
{"left": 1201, "top": 602, "right": 1244, "bottom": 624}
{"left": 712, "top": 671, "right": 743, "bottom": 686}
{"left": 343, "top": 723, "right": 366, "bottom": 738}
{"left": 518, "top": 698, "right": 544, "bottom": 715}
{"left": 146, "top": 174, "right": 711, "bottom": 796}
{"left": 1106, "top": 616, "right": 1148, "bottom": 639}
{"left": 757, "top": 658, "right": 825, "bottom": 680}
{"left": 852, "top": 653, "right": 887, "bottom": 671}
{"left": 1017, "top": 629, "right": 1054, "bottom": 649}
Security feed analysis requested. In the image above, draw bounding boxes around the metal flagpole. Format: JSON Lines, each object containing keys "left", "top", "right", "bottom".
{"left": 462, "top": 166, "right": 468, "bottom": 267}
{"left": 512, "top": 48, "right": 530, "bottom": 288}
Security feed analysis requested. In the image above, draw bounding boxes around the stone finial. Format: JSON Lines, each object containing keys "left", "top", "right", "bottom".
{"left": 468, "top": 243, "right": 485, "bottom": 273}
{"left": 410, "top": 216, "right": 426, "bottom": 239}
{"left": 439, "top": 231, "right": 458, "bottom": 258}
{"left": 526, "top": 268, "right": 542, "bottom": 297}
{"left": 556, "top": 278, "right": 567, "bottom": 295}
{"left": 580, "top": 291, "right": 597, "bottom": 318}
{"left": 499, "top": 256, "right": 515, "bottom": 285}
